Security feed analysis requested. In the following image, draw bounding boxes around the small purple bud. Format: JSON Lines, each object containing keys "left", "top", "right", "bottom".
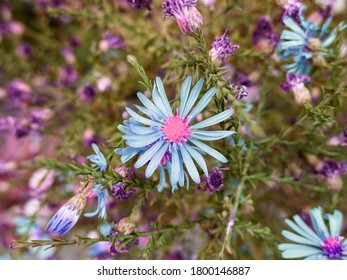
{"left": 79, "top": 85, "right": 96, "bottom": 102}
{"left": 111, "top": 182, "right": 134, "bottom": 201}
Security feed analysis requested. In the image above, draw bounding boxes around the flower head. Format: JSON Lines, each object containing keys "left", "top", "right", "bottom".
{"left": 276, "top": 0, "right": 304, "bottom": 23}
{"left": 198, "top": 167, "right": 228, "bottom": 193}
{"left": 111, "top": 182, "right": 134, "bottom": 201}
{"left": 6, "top": 79, "right": 32, "bottom": 107}
{"left": 280, "top": 72, "right": 311, "bottom": 105}
{"left": 46, "top": 192, "right": 87, "bottom": 236}
{"left": 79, "top": 85, "right": 96, "bottom": 102}
{"left": 99, "top": 31, "right": 126, "bottom": 52}
{"left": 278, "top": 9, "right": 347, "bottom": 75}
{"left": 209, "top": 30, "right": 239, "bottom": 66}
{"left": 59, "top": 65, "right": 78, "bottom": 87}
{"left": 252, "top": 16, "right": 279, "bottom": 49}
{"left": 84, "top": 184, "right": 109, "bottom": 220}
{"left": 115, "top": 76, "right": 235, "bottom": 192}
{"left": 87, "top": 143, "right": 107, "bottom": 172}
{"left": 278, "top": 207, "right": 347, "bottom": 259}
{"left": 162, "top": 0, "right": 202, "bottom": 36}
{"left": 317, "top": 160, "right": 347, "bottom": 192}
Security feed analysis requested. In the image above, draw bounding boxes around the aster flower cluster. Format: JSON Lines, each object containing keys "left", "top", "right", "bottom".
{"left": 278, "top": 7, "right": 347, "bottom": 75}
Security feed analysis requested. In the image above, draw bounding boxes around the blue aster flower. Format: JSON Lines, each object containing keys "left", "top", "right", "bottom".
{"left": 115, "top": 76, "right": 235, "bottom": 192}
{"left": 278, "top": 7, "right": 347, "bottom": 75}
{"left": 84, "top": 184, "right": 109, "bottom": 220}
{"left": 87, "top": 143, "right": 107, "bottom": 172}
{"left": 278, "top": 207, "right": 347, "bottom": 260}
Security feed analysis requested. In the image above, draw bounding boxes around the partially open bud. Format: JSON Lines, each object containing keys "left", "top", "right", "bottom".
{"left": 162, "top": 0, "right": 203, "bottom": 36}
{"left": 117, "top": 217, "right": 136, "bottom": 235}
{"left": 312, "top": 54, "right": 327, "bottom": 67}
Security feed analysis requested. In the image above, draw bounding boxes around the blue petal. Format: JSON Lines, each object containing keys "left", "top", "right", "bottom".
{"left": 180, "top": 144, "right": 200, "bottom": 183}
{"left": 137, "top": 92, "right": 166, "bottom": 119}
{"left": 157, "top": 166, "right": 166, "bottom": 192}
{"left": 192, "top": 130, "right": 236, "bottom": 141}
{"left": 134, "top": 140, "right": 164, "bottom": 168}
{"left": 278, "top": 243, "right": 319, "bottom": 251}
{"left": 326, "top": 210, "right": 343, "bottom": 237}
{"left": 191, "top": 109, "right": 234, "bottom": 129}
{"left": 292, "top": 215, "right": 322, "bottom": 244}
{"left": 155, "top": 77, "right": 173, "bottom": 116}
{"left": 283, "top": 16, "right": 306, "bottom": 38}
{"left": 282, "top": 230, "right": 319, "bottom": 246}
{"left": 281, "top": 30, "right": 306, "bottom": 41}
{"left": 170, "top": 148, "right": 181, "bottom": 185}
{"left": 281, "top": 247, "right": 323, "bottom": 259}
{"left": 321, "top": 29, "right": 337, "bottom": 48}
{"left": 179, "top": 76, "right": 193, "bottom": 115}
{"left": 145, "top": 142, "right": 170, "bottom": 178}
{"left": 309, "top": 207, "right": 330, "bottom": 240}
{"left": 183, "top": 143, "right": 208, "bottom": 176}
{"left": 126, "top": 107, "right": 163, "bottom": 127}
{"left": 285, "top": 219, "right": 321, "bottom": 246}
{"left": 189, "top": 87, "right": 216, "bottom": 121}
{"left": 152, "top": 85, "right": 169, "bottom": 116}
{"left": 124, "top": 132, "right": 162, "bottom": 148}
{"left": 181, "top": 78, "right": 204, "bottom": 118}
{"left": 129, "top": 122, "right": 157, "bottom": 135}
{"left": 189, "top": 138, "right": 228, "bottom": 163}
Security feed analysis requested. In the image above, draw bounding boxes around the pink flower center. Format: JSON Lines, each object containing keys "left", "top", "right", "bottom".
{"left": 162, "top": 115, "right": 190, "bottom": 144}
{"left": 321, "top": 236, "right": 344, "bottom": 260}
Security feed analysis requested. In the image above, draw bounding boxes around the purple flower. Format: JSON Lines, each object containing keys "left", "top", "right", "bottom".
{"left": 14, "top": 123, "right": 30, "bottom": 138}
{"left": 6, "top": 80, "right": 32, "bottom": 107}
{"left": 280, "top": 72, "right": 310, "bottom": 93}
{"left": 317, "top": 160, "right": 347, "bottom": 192}
{"left": 252, "top": 16, "right": 279, "bottom": 48}
{"left": 198, "top": 167, "right": 228, "bottom": 193}
{"left": 99, "top": 31, "right": 126, "bottom": 52}
{"left": 162, "top": 0, "right": 202, "bottom": 36}
{"left": 280, "top": 72, "right": 311, "bottom": 105}
{"left": 83, "top": 128, "right": 99, "bottom": 146}
{"left": 230, "top": 84, "right": 248, "bottom": 100}
{"left": 126, "top": 0, "right": 151, "bottom": 10}
{"left": 276, "top": 0, "right": 303, "bottom": 23}
{"left": 17, "top": 43, "right": 33, "bottom": 58}
{"left": 29, "top": 108, "right": 53, "bottom": 130}
{"left": 61, "top": 47, "right": 75, "bottom": 64}
{"left": 342, "top": 127, "right": 347, "bottom": 146}
{"left": 58, "top": 65, "right": 78, "bottom": 87}
{"left": 318, "top": 160, "right": 347, "bottom": 179}
{"left": 111, "top": 182, "right": 134, "bottom": 201}
{"left": 79, "top": 85, "right": 96, "bottom": 102}
{"left": 0, "top": 116, "right": 15, "bottom": 132}
{"left": 209, "top": 30, "right": 239, "bottom": 66}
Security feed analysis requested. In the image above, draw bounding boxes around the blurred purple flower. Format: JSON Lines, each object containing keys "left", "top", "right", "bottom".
{"left": 6, "top": 80, "right": 32, "bottom": 107}
{"left": 252, "top": 16, "right": 279, "bottom": 48}
{"left": 14, "top": 123, "right": 30, "bottom": 138}
{"left": 79, "top": 85, "right": 96, "bottom": 102}
{"left": 17, "top": 43, "right": 33, "bottom": 58}
{"left": 0, "top": 116, "right": 15, "bottom": 131}
{"left": 99, "top": 31, "right": 126, "bottom": 52}
{"left": 30, "top": 108, "right": 53, "bottom": 130}
{"left": 58, "top": 65, "right": 78, "bottom": 87}
{"left": 280, "top": 72, "right": 310, "bottom": 93}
